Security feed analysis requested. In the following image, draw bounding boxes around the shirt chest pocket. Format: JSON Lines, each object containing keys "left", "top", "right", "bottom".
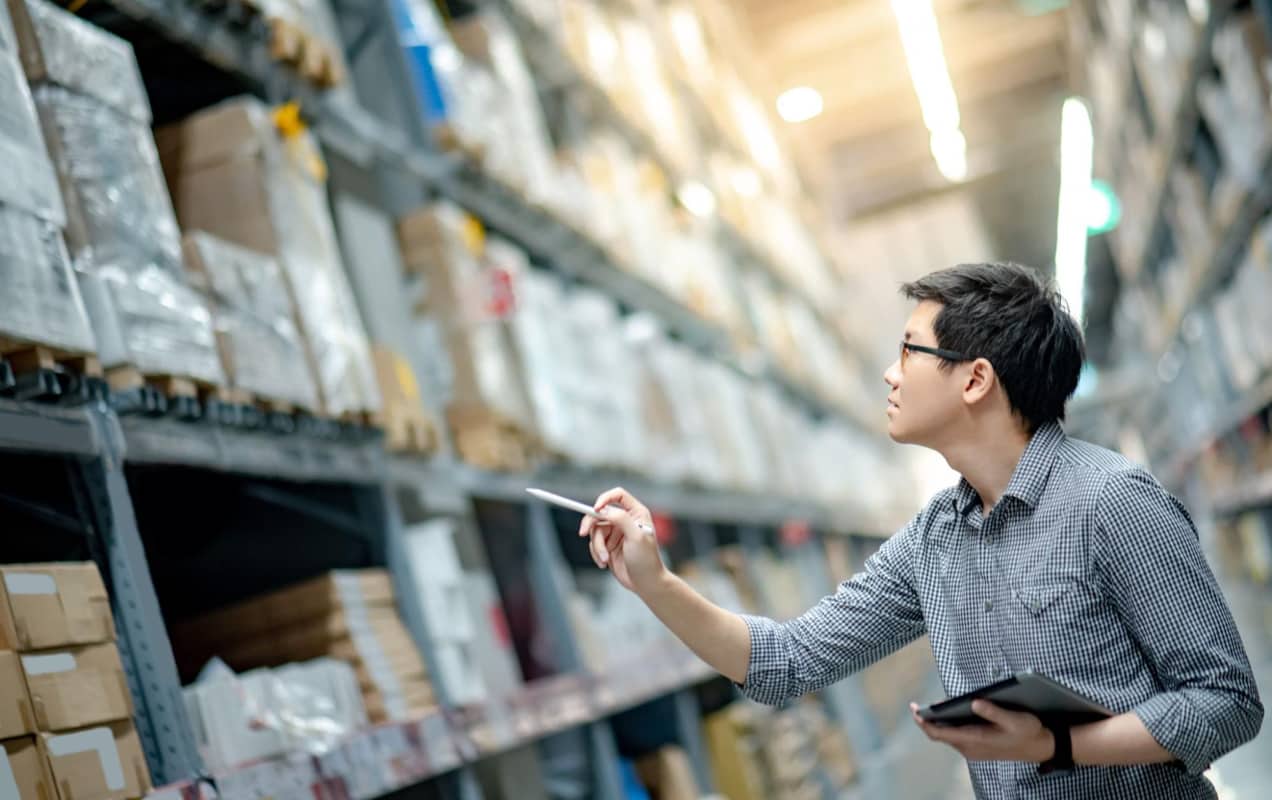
{"left": 1013, "top": 582, "right": 1074, "bottom": 616}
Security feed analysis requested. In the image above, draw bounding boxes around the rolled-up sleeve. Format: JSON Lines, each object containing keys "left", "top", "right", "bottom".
{"left": 1095, "top": 468, "right": 1264, "bottom": 774}
{"left": 737, "top": 517, "right": 926, "bottom": 705}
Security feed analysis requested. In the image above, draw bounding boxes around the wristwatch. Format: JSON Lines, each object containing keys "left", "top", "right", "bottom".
{"left": 1037, "top": 720, "right": 1074, "bottom": 775}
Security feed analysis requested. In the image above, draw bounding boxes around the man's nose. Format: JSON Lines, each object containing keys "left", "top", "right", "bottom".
{"left": 884, "top": 359, "right": 901, "bottom": 388}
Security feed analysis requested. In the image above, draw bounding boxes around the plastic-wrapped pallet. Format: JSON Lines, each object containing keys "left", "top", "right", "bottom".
{"left": 181, "top": 232, "right": 321, "bottom": 411}
{"left": 12, "top": 0, "right": 221, "bottom": 383}
{"left": 156, "top": 97, "right": 381, "bottom": 416}
{"left": 0, "top": 5, "right": 92, "bottom": 355}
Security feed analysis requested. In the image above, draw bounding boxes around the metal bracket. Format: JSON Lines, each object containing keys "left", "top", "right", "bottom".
{"left": 0, "top": 489, "right": 87, "bottom": 537}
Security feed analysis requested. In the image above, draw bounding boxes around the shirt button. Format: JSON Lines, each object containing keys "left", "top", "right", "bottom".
{"left": 984, "top": 599, "right": 993, "bottom": 612}
{"left": 992, "top": 666, "right": 1004, "bottom": 679}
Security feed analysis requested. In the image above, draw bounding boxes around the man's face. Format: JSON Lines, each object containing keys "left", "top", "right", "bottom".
{"left": 883, "top": 301, "right": 967, "bottom": 446}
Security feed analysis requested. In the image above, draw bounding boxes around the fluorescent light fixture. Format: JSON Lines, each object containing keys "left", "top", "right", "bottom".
{"left": 677, "top": 180, "right": 717, "bottom": 217}
{"left": 1054, "top": 96, "right": 1094, "bottom": 325}
{"left": 777, "top": 86, "right": 823, "bottom": 123}
{"left": 890, "top": 0, "right": 966, "bottom": 183}
{"left": 929, "top": 128, "right": 967, "bottom": 182}
{"left": 730, "top": 167, "right": 762, "bottom": 197}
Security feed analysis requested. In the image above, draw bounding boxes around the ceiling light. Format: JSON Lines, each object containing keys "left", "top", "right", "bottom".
{"left": 1054, "top": 96, "right": 1094, "bottom": 325}
{"left": 929, "top": 128, "right": 967, "bottom": 182}
{"left": 677, "top": 180, "right": 717, "bottom": 217}
{"left": 891, "top": 0, "right": 967, "bottom": 183}
{"left": 777, "top": 87, "right": 823, "bottom": 123}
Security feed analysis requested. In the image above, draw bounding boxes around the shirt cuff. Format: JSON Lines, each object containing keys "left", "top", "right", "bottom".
{"left": 737, "top": 614, "right": 792, "bottom": 706}
{"left": 1132, "top": 692, "right": 1221, "bottom": 776}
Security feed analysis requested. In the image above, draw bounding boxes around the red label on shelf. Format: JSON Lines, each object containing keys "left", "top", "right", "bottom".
{"left": 652, "top": 512, "right": 676, "bottom": 545}
{"left": 488, "top": 603, "right": 513, "bottom": 649}
{"left": 781, "top": 520, "right": 812, "bottom": 547}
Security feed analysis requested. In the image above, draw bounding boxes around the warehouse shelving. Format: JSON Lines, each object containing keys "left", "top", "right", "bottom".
{"left": 1080, "top": 0, "right": 1272, "bottom": 482}
{"left": 84, "top": 0, "right": 862, "bottom": 426}
{"left": 0, "top": 3, "right": 920, "bottom": 800}
{"left": 489, "top": 0, "right": 857, "bottom": 374}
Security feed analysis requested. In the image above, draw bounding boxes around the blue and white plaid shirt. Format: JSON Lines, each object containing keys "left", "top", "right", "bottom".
{"left": 741, "top": 422, "right": 1263, "bottom": 799}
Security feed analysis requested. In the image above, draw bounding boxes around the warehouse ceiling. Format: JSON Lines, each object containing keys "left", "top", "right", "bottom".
{"left": 737, "top": 0, "right": 1070, "bottom": 276}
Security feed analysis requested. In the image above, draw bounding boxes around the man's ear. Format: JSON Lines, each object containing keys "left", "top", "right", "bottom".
{"left": 962, "top": 357, "right": 996, "bottom": 405}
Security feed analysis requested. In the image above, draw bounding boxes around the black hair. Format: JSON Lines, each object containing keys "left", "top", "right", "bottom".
{"left": 899, "top": 262, "right": 1085, "bottom": 432}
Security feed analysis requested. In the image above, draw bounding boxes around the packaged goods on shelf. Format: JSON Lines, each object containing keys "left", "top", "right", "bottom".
{"left": 1130, "top": 2, "right": 1197, "bottom": 126}
{"left": 253, "top": 0, "right": 347, "bottom": 88}
{"left": 447, "top": 10, "right": 558, "bottom": 205}
{"left": 1200, "top": 13, "right": 1272, "bottom": 189}
{"left": 184, "top": 657, "right": 366, "bottom": 771}
{"left": 571, "top": 573, "right": 673, "bottom": 674}
{"left": 460, "top": 570, "right": 524, "bottom": 698}
{"left": 181, "top": 232, "right": 321, "bottom": 410}
{"left": 399, "top": 204, "right": 536, "bottom": 450}
{"left": 696, "top": 362, "right": 770, "bottom": 492}
{"left": 172, "top": 570, "right": 434, "bottom": 723}
{"left": 18, "top": 1, "right": 221, "bottom": 383}
{"left": 156, "top": 96, "right": 381, "bottom": 416}
{"left": 0, "top": 21, "right": 64, "bottom": 226}
{"left": 702, "top": 705, "right": 767, "bottom": 800}
{"left": 635, "top": 746, "right": 699, "bottom": 800}
{"left": 402, "top": 520, "right": 487, "bottom": 706}
{"left": 0, "top": 203, "right": 94, "bottom": 355}
{"left": 38, "top": 720, "right": 150, "bottom": 800}
{"left": 371, "top": 345, "right": 438, "bottom": 454}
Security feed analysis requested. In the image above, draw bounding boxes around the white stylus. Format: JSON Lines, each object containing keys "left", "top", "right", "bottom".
{"left": 526, "top": 488, "right": 656, "bottom": 533}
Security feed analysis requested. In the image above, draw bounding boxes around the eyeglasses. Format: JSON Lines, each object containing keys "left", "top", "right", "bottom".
{"left": 900, "top": 341, "right": 973, "bottom": 367}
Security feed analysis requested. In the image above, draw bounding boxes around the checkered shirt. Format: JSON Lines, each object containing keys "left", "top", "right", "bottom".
{"left": 741, "top": 422, "right": 1263, "bottom": 799}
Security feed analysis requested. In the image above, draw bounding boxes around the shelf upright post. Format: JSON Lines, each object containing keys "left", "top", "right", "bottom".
{"left": 71, "top": 405, "right": 204, "bottom": 786}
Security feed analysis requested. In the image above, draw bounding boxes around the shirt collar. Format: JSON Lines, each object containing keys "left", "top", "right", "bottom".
{"left": 953, "top": 421, "right": 1066, "bottom": 515}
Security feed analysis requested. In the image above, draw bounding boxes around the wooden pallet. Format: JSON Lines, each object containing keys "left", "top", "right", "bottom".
{"left": 384, "top": 413, "right": 437, "bottom": 455}
{"left": 448, "top": 408, "right": 537, "bottom": 472}
{"left": 0, "top": 338, "right": 101, "bottom": 379}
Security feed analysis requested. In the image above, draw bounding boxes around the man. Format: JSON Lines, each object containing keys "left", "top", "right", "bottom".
{"left": 579, "top": 262, "right": 1263, "bottom": 799}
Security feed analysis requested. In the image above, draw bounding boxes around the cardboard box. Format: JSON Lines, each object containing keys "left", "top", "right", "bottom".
{"left": 0, "top": 737, "right": 55, "bottom": 800}
{"left": 0, "top": 652, "right": 35, "bottom": 738}
{"left": 37, "top": 720, "right": 149, "bottom": 800}
{"left": 21, "top": 643, "right": 132, "bottom": 732}
{"left": 173, "top": 569, "right": 394, "bottom": 653}
{"left": 0, "top": 564, "right": 114, "bottom": 651}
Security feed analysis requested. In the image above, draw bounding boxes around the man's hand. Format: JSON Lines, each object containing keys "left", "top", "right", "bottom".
{"left": 578, "top": 487, "right": 666, "bottom": 595}
{"left": 910, "top": 700, "right": 1055, "bottom": 763}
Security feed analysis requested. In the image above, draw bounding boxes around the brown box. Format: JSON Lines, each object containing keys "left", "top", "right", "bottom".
{"left": 0, "top": 653, "right": 36, "bottom": 739}
{"left": 0, "top": 736, "right": 56, "bottom": 800}
{"left": 37, "top": 720, "right": 150, "bottom": 800}
{"left": 21, "top": 643, "right": 132, "bottom": 732}
{"left": 635, "top": 746, "right": 699, "bottom": 800}
{"left": 172, "top": 569, "right": 394, "bottom": 655}
{"left": 0, "top": 564, "right": 114, "bottom": 651}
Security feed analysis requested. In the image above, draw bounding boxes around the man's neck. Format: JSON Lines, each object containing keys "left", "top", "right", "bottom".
{"left": 942, "top": 424, "right": 1033, "bottom": 515}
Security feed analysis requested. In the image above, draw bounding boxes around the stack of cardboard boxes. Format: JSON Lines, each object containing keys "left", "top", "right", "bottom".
{"left": 172, "top": 570, "right": 435, "bottom": 724}
{"left": 0, "top": 562, "right": 150, "bottom": 800}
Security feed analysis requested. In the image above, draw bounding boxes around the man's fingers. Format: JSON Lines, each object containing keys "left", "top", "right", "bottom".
{"left": 593, "top": 487, "right": 649, "bottom": 518}
{"left": 969, "top": 700, "right": 1011, "bottom": 727}
{"left": 590, "top": 531, "right": 608, "bottom": 568}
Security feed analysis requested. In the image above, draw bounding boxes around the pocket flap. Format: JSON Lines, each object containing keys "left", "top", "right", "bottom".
{"left": 1014, "top": 583, "right": 1071, "bottom": 616}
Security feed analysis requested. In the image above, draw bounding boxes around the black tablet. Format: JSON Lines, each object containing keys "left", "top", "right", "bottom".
{"left": 918, "top": 670, "right": 1115, "bottom": 727}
